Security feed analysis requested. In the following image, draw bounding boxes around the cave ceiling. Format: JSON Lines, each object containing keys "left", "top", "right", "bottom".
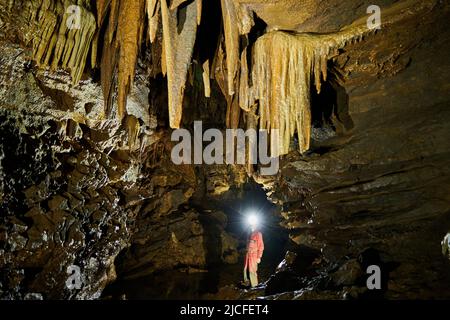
{"left": 1, "top": 0, "right": 436, "bottom": 158}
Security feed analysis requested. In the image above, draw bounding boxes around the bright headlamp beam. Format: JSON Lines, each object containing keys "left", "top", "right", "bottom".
{"left": 247, "top": 213, "right": 259, "bottom": 227}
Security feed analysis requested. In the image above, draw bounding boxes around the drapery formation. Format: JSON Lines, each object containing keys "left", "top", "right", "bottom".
{"left": 10, "top": 0, "right": 434, "bottom": 156}
{"left": 28, "top": 0, "right": 96, "bottom": 85}
{"left": 243, "top": 30, "right": 362, "bottom": 157}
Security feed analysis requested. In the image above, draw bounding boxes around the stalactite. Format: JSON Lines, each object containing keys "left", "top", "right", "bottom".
{"left": 146, "top": 0, "right": 160, "bottom": 43}
{"left": 104, "top": 0, "right": 118, "bottom": 45}
{"left": 125, "top": 115, "right": 140, "bottom": 149}
{"left": 219, "top": 0, "right": 255, "bottom": 98}
{"left": 213, "top": 37, "right": 236, "bottom": 128}
{"left": 116, "top": 0, "right": 145, "bottom": 120}
{"left": 196, "top": 0, "right": 202, "bottom": 26}
{"left": 97, "top": 0, "right": 145, "bottom": 121}
{"left": 245, "top": 104, "right": 258, "bottom": 174}
{"left": 244, "top": 19, "right": 388, "bottom": 157}
{"left": 238, "top": 47, "right": 252, "bottom": 112}
{"left": 220, "top": 0, "right": 239, "bottom": 97}
{"left": 30, "top": 0, "right": 96, "bottom": 85}
{"left": 216, "top": 0, "right": 256, "bottom": 129}
{"left": 249, "top": 32, "right": 319, "bottom": 156}
{"left": 96, "top": 0, "right": 110, "bottom": 27}
{"left": 235, "top": 3, "right": 254, "bottom": 35}
{"left": 228, "top": 95, "right": 241, "bottom": 129}
{"left": 99, "top": 0, "right": 119, "bottom": 117}
{"left": 160, "top": 0, "right": 199, "bottom": 128}
{"left": 213, "top": 37, "right": 229, "bottom": 101}
{"left": 202, "top": 60, "right": 211, "bottom": 98}
{"left": 248, "top": 31, "right": 339, "bottom": 156}
{"left": 16, "top": 0, "right": 432, "bottom": 148}
{"left": 169, "top": 0, "right": 188, "bottom": 10}
{"left": 233, "top": 0, "right": 436, "bottom": 158}
{"left": 90, "top": 30, "right": 99, "bottom": 69}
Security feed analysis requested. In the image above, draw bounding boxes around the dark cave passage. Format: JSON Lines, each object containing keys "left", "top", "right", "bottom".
{"left": 103, "top": 180, "right": 289, "bottom": 300}
{"left": 308, "top": 72, "right": 354, "bottom": 155}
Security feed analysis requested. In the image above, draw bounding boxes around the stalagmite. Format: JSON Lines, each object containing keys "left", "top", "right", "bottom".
{"left": 161, "top": 0, "right": 199, "bottom": 128}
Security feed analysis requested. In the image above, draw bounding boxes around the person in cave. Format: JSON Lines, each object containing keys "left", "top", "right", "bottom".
{"left": 243, "top": 214, "right": 265, "bottom": 287}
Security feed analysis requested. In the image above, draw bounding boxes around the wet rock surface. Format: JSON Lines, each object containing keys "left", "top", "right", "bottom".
{"left": 0, "top": 111, "right": 131, "bottom": 299}
{"left": 257, "top": 4, "right": 450, "bottom": 300}
{"left": 0, "top": 38, "right": 245, "bottom": 299}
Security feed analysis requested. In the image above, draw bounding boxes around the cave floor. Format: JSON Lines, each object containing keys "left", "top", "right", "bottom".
{"left": 103, "top": 255, "right": 278, "bottom": 300}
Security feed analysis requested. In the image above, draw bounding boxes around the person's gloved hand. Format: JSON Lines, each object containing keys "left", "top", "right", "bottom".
{"left": 257, "top": 258, "right": 261, "bottom": 264}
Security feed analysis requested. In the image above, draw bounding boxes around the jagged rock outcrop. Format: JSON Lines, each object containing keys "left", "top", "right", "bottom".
{"left": 0, "top": 41, "right": 148, "bottom": 299}
{"left": 0, "top": 29, "right": 242, "bottom": 299}
{"left": 113, "top": 158, "right": 243, "bottom": 280}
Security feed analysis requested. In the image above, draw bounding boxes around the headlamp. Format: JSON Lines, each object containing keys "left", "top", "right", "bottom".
{"left": 246, "top": 213, "right": 260, "bottom": 227}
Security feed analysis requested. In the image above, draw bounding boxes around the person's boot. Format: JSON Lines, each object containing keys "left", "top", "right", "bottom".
{"left": 240, "top": 279, "right": 250, "bottom": 287}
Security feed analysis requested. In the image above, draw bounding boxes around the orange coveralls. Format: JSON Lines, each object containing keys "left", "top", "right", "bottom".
{"left": 243, "top": 231, "right": 264, "bottom": 287}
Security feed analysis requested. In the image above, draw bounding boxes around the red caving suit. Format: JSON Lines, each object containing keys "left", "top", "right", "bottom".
{"left": 243, "top": 230, "right": 264, "bottom": 287}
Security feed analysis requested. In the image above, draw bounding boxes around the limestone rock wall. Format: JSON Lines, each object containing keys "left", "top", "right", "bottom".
{"left": 261, "top": 3, "right": 450, "bottom": 299}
